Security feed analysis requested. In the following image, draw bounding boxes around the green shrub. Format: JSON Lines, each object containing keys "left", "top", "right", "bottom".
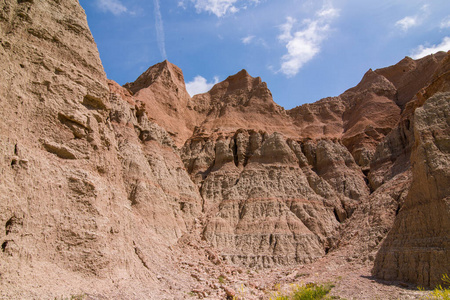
{"left": 420, "top": 274, "right": 450, "bottom": 300}
{"left": 218, "top": 275, "right": 226, "bottom": 284}
{"left": 54, "top": 295, "right": 84, "bottom": 300}
{"left": 271, "top": 283, "right": 334, "bottom": 300}
{"left": 429, "top": 274, "right": 450, "bottom": 300}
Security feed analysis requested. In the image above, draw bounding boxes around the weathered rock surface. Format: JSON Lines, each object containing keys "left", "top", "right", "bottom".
{"left": 177, "top": 53, "right": 448, "bottom": 271}
{"left": 373, "top": 92, "right": 450, "bottom": 287}
{"left": 123, "top": 60, "right": 201, "bottom": 147}
{"left": 191, "top": 70, "right": 295, "bottom": 136}
{"left": 184, "top": 132, "right": 348, "bottom": 267}
{"left": 1, "top": 0, "right": 449, "bottom": 297}
{"left": 181, "top": 103, "right": 370, "bottom": 267}
{"left": 375, "top": 52, "right": 447, "bottom": 108}
{"left": 0, "top": 0, "right": 202, "bottom": 298}
{"left": 289, "top": 54, "right": 446, "bottom": 169}
{"left": 329, "top": 56, "right": 450, "bottom": 287}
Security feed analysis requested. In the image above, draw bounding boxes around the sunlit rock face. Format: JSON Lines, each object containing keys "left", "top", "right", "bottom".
{"left": 179, "top": 52, "right": 449, "bottom": 271}
{"left": 373, "top": 92, "right": 450, "bottom": 287}
{"left": 1, "top": 0, "right": 449, "bottom": 297}
{"left": 182, "top": 131, "right": 360, "bottom": 267}
{"left": 0, "top": 0, "right": 202, "bottom": 298}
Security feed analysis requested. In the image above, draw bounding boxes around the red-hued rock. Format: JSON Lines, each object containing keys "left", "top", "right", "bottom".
{"left": 373, "top": 92, "right": 450, "bottom": 287}
{"left": 123, "top": 60, "right": 201, "bottom": 146}
{"left": 1, "top": 0, "right": 449, "bottom": 296}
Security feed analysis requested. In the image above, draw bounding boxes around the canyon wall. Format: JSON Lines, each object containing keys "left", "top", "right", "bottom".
{"left": 0, "top": 0, "right": 202, "bottom": 298}
{"left": 372, "top": 91, "right": 450, "bottom": 287}
{"left": 0, "top": 0, "right": 449, "bottom": 297}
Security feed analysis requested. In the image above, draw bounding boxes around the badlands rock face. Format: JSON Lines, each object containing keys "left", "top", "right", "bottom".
{"left": 0, "top": 0, "right": 202, "bottom": 298}
{"left": 373, "top": 92, "right": 450, "bottom": 287}
{"left": 0, "top": 0, "right": 449, "bottom": 298}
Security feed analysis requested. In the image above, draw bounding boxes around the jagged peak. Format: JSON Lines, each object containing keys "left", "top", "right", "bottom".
{"left": 226, "top": 69, "right": 261, "bottom": 85}
{"left": 346, "top": 68, "right": 395, "bottom": 95}
{"left": 209, "top": 68, "right": 263, "bottom": 96}
{"left": 230, "top": 69, "right": 250, "bottom": 78}
{"left": 124, "top": 60, "right": 186, "bottom": 94}
{"left": 375, "top": 52, "right": 447, "bottom": 83}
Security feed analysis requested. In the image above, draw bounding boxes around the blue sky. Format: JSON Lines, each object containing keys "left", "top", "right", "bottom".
{"left": 79, "top": 0, "right": 450, "bottom": 109}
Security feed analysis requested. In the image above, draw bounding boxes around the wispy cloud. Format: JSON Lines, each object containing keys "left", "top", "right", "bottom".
{"left": 395, "top": 16, "right": 418, "bottom": 31}
{"left": 179, "top": 0, "right": 260, "bottom": 17}
{"left": 278, "top": 5, "right": 339, "bottom": 77}
{"left": 193, "top": 0, "right": 238, "bottom": 17}
{"left": 278, "top": 16, "right": 295, "bottom": 42}
{"left": 441, "top": 16, "right": 450, "bottom": 29}
{"left": 411, "top": 36, "right": 450, "bottom": 59}
{"left": 395, "top": 4, "right": 429, "bottom": 32}
{"left": 154, "top": 0, "right": 167, "bottom": 60}
{"left": 242, "top": 35, "right": 255, "bottom": 44}
{"left": 96, "top": 0, "right": 127, "bottom": 15}
{"left": 186, "top": 76, "right": 219, "bottom": 96}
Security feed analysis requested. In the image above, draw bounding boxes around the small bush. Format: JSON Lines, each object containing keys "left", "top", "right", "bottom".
{"left": 420, "top": 274, "right": 450, "bottom": 300}
{"left": 429, "top": 274, "right": 450, "bottom": 300}
{"left": 271, "top": 283, "right": 334, "bottom": 300}
{"left": 54, "top": 295, "right": 84, "bottom": 300}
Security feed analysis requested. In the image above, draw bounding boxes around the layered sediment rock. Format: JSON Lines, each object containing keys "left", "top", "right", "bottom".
{"left": 373, "top": 92, "right": 450, "bottom": 287}
{"left": 180, "top": 53, "right": 449, "bottom": 271}
{"left": 0, "top": 0, "right": 201, "bottom": 298}
{"left": 1, "top": 0, "right": 449, "bottom": 296}
{"left": 123, "top": 60, "right": 200, "bottom": 146}
{"left": 191, "top": 70, "right": 294, "bottom": 135}
{"left": 183, "top": 131, "right": 359, "bottom": 267}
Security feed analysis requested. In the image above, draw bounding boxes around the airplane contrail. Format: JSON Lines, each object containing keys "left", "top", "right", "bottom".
{"left": 153, "top": 0, "right": 167, "bottom": 60}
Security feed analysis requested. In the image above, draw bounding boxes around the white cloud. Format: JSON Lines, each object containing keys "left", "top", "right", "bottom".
{"left": 182, "top": 0, "right": 260, "bottom": 17}
{"left": 278, "top": 16, "right": 295, "bottom": 43}
{"left": 192, "top": 0, "right": 238, "bottom": 17}
{"left": 441, "top": 16, "right": 450, "bottom": 29}
{"left": 395, "top": 16, "right": 418, "bottom": 31}
{"left": 186, "top": 76, "right": 219, "bottom": 96}
{"left": 317, "top": 7, "right": 339, "bottom": 19}
{"left": 278, "top": 6, "right": 339, "bottom": 77}
{"left": 242, "top": 35, "right": 255, "bottom": 44}
{"left": 96, "top": 0, "right": 127, "bottom": 15}
{"left": 395, "top": 5, "right": 429, "bottom": 32}
{"left": 154, "top": 0, "right": 167, "bottom": 60}
{"left": 411, "top": 37, "right": 450, "bottom": 59}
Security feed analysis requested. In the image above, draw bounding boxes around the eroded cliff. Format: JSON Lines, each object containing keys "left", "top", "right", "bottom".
{"left": 0, "top": 0, "right": 202, "bottom": 298}
{"left": 1, "top": 0, "right": 449, "bottom": 298}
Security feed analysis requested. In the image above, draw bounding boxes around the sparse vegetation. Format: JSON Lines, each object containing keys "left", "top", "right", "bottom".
{"left": 294, "top": 273, "right": 309, "bottom": 279}
{"left": 218, "top": 275, "right": 226, "bottom": 284}
{"left": 187, "top": 291, "right": 198, "bottom": 297}
{"left": 54, "top": 295, "right": 84, "bottom": 300}
{"left": 421, "top": 274, "right": 450, "bottom": 300}
{"left": 270, "top": 282, "right": 335, "bottom": 300}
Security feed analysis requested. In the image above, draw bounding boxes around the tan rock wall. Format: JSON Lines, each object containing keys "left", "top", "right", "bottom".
{"left": 373, "top": 92, "right": 450, "bottom": 287}
{"left": 0, "top": 1, "right": 201, "bottom": 297}
{"left": 182, "top": 130, "right": 371, "bottom": 267}
{"left": 1, "top": 0, "right": 449, "bottom": 295}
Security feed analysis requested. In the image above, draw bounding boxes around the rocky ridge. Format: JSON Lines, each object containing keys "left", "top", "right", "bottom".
{"left": 0, "top": 0, "right": 449, "bottom": 298}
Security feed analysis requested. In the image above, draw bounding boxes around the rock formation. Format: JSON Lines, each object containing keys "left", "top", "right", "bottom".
{"left": 372, "top": 92, "right": 450, "bottom": 287}
{"left": 123, "top": 60, "right": 200, "bottom": 146}
{"left": 177, "top": 52, "right": 448, "bottom": 273}
{"left": 0, "top": 0, "right": 202, "bottom": 298}
{"left": 1, "top": 0, "right": 449, "bottom": 298}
